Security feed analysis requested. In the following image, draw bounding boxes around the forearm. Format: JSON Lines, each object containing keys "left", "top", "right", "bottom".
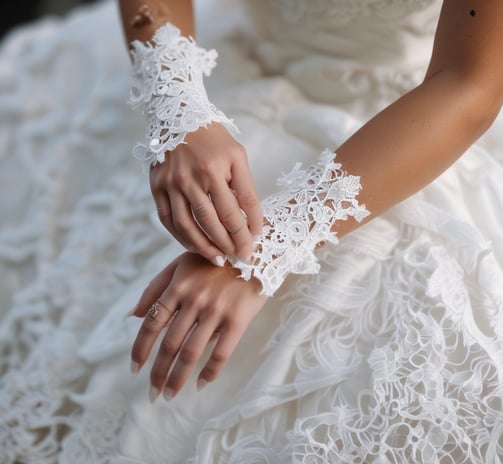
{"left": 117, "top": 0, "right": 194, "bottom": 47}
{"left": 332, "top": 71, "right": 502, "bottom": 238}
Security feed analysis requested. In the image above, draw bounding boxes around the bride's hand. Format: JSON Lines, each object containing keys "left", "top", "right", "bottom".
{"left": 129, "top": 252, "right": 267, "bottom": 401}
{"left": 150, "top": 123, "right": 262, "bottom": 264}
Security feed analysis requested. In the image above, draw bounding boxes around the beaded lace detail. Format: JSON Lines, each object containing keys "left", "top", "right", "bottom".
{"left": 129, "top": 23, "right": 238, "bottom": 167}
{"left": 233, "top": 149, "right": 370, "bottom": 296}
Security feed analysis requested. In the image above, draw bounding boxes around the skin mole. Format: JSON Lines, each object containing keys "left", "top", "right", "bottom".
{"left": 470, "top": 9, "right": 476, "bottom": 17}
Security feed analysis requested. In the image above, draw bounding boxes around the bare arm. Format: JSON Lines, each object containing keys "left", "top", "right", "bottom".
{"left": 333, "top": 0, "right": 503, "bottom": 238}
{"left": 117, "top": 1, "right": 262, "bottom": 264}
{"left": 117, "top": 0, "right": 194, "bottom": 45}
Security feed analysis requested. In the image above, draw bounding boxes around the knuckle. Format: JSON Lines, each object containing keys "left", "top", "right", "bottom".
{"left": 200, "top": 160, "right": 217, "bottom": 177}
{"left": 205, "top": 302, "right": 220, "bottom": 317}
{"left": 220, "top": 211, "right": 241, "bottom": 230}
{"left": 180, "top": 347, "right": 198, "bottom": 365}
{"left": 192, "top": 203, "right": 211, "bottom": 222}
{"left": 173, "top": 217, "right": 191, "bottom": 233}
{"left": 210, "top": 350, "right": 228, "bottom": 365}
{"left": 157, "top": 210, "right": 171, "bottom": 224}
{"left": 229, "top": 143, "right": 246, "bottom": 160}
{"left": 173, "top": 170, "right": 189, "bottom": 185}
{"left": 161, "top": 339, "right": 178, "bottom": 357}
{"left": 239, "top": 191, "right": 259, "bottom": 209}
{"left": 168, "top": 282, "right": 184, "bottom": 300}
{"left": 188, "top": 293, "right": 205, "bottom": 308}
{"left": 150, "top": 176, "right": 164, "bottom": 193}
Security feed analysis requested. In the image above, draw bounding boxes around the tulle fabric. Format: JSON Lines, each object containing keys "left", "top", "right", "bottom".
{"left": 1, "top": 1, "right": 502, "bottom": 463}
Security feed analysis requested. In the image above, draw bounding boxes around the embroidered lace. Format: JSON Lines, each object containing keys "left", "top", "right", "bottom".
{"left": 129, "top": 23, "right": 238, "bottom": 167}
{"left": 233, "top": 149, "right": 370, "bottom": 296}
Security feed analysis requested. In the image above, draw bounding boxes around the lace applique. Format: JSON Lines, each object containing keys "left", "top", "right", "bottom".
{"left": 271, "top": 0, "right": 436, "bottom": 25}
{"left": 129, "top": 23, "right": 238, "bottom": 167}
{"left": 232, "top": 149, "right": 370, "bottom": 296}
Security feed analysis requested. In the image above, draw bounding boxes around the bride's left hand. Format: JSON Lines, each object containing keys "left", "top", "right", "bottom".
{"left": 129, "top": 252, "right": 267, "bottom": 402}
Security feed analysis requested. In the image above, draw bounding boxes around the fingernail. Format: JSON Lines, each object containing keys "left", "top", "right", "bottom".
{"left": 130, "top": 361, "right": 140, "bottom": 375}
{"left": 197, "top": 378, "right": 208, "bottom": 392}
{"left": 149, "top": 386, "right": 160, "bottom": 403}
{"left": 163, "top": 387, "right": 175, "bottom": 401}
{"left": 252, "top": 235, "right": 261, "bottom": 243}
{"left": 210, "top": 256, "right": 226, "bottom": 267}
{"left": 125, "top": 305, "right": 138, "bottom": 318}
{"left": 240, "top": 253, "right": 253, "bottom": 264}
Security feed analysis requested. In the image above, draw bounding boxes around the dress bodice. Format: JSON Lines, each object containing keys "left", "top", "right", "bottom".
{"left": 245, "top": 0, "right": 443, "bottom": 117}
{"left": 266, "top": 0, "right": 439, "bottom": 27}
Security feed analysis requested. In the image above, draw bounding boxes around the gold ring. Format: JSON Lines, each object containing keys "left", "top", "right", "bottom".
{"left": 147, "top": 302, "right": 160, "bottom": 319}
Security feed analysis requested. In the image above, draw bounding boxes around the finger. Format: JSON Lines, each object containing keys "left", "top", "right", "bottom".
{"left": 153, "top": 193, "right": 197, "bottom": 252}
{"left": 230, "top": 160, "right": 263, "bottom": 237}
{"left": 210, "top": 181, "right": 253, "bottom": 260}
{"left": 133, "top": 261, "right": 178, "bottom": 317}
{"left": 170, "top": 191, "right": 225, "bottom": 261}
{"left": 162, "top": 318, "right": 217, "bottom": 399}
{"left": 198, "top": 322, "right": 246, "bottom": 387}
{"left": 184, "top": 187, "right": 235, "bottom": 256}
{"left": 149, "top": 304, "right": 198, "bottom": 395}
{"left": 131, "top": 299, "right": 177, "bottom": 373}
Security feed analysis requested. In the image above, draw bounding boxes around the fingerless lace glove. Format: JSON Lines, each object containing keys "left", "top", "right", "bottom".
{"left": 232, "top": 149, "right": 370, "bottom": 296}
{"left": 129, "top": 23, "right": 238, "bottom": 167}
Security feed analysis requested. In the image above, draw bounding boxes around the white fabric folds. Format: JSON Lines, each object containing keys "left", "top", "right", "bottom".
{"left": 233, "top": 149, "right": 370, "bottom": 296}
{"left": 129, "top": 23, "right": 238, "bottom": 167}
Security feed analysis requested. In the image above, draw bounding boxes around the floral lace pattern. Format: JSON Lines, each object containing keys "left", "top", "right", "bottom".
{"left": 129, "top": 23, "right": 238, "bottom": 167}
{"left": 233, "top": 149, "right": 370, "bottom": 296}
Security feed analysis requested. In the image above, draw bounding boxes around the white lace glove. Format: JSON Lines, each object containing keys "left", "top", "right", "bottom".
{"left": 231, "top": 149, "right": 370, "bottom": 296}
{"left": 128, "top": 23, "right": 238, "bottom": 167}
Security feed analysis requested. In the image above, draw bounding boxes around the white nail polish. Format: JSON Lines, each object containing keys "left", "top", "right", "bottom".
{"left": 163, "top": 388, "right": 175, "bottom": 401}
{"left": 130, "top": 361, "right": 140, "bottom": 375}
{"left": 149, "top": 386, "right": 160, "bottom": 403}
{"left": 124, "top": 305, "right": 138, "bottom": 319}
{"left": 197, "top": 378, "right": 208, "bottom": 392}
{"left": 252, "top": 235, "right": 261, "bottom": 243}
{"left": 211, "top": 256, "right": 226, "bottom": 267}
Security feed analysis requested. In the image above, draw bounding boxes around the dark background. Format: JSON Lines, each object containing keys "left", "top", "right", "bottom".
{"left": 1, "top": 0, "right": 96, "bottom": 39}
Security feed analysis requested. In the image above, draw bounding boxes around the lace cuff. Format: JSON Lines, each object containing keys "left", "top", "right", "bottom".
{"left": 128, "top": 23, "right": 238, "bottom": 167}
{"left": 232, "top": 149, "right": 370, "bottom": 296}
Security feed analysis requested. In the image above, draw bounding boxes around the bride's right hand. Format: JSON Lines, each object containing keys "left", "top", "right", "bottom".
{"left": 149, "top": 123, "right": 262, "bottom": 264}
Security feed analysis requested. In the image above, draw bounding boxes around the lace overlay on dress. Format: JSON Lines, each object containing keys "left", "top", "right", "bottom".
{"left": 1, "top": 1, "right": 503, "bottom": 463}
{"left": 194, "top": 223, "right": 503, "bottom": 463}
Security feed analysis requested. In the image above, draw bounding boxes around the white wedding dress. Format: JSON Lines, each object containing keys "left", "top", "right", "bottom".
{"left": 1, "top": 0, "right": 503, "bottom": 462}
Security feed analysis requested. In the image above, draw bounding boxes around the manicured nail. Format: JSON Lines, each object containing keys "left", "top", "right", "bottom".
{"left": 149, "top": 386, "right": 160, "bottom": 403}
{"left": 197, "top": 378, "right": 208, "bottom": 392}
{"left": 163, "top": 388, "right": 175, "bottom": 401}
{"left": 252, "top": 235, "right": 261, "bottom": 243}
{"left": 130, "top": 361, "right": 140, "bottom": 375}
{"left": 210, "top": 256, "right": 226, "bottom": 267}
{"left": 125, "top": 305, "right": 138, "bottom": 318}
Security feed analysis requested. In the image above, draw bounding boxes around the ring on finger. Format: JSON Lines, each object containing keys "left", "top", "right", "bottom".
{"left": 147, "top": 300, "right": 172, "bottom": 320}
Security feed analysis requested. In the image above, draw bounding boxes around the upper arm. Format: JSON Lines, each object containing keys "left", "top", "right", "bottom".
{"left": 425, "top": 0, "right": 503, "bottom": 107}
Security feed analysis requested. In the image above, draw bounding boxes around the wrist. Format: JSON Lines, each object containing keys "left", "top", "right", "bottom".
{"left": 231, "top": 149, "right": 370, "bottom": 297}
{"left": 128, "top": 22, "right": 238, "bottom": 169}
